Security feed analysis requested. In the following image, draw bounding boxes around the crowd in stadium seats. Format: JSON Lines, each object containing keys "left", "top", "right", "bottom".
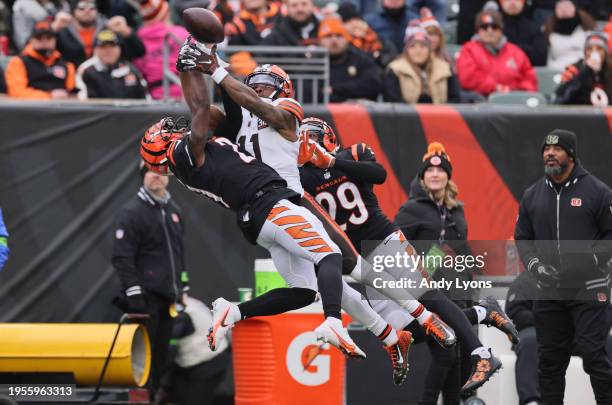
{"left": 0, "top": 0, "right": 610, "bottom": 105}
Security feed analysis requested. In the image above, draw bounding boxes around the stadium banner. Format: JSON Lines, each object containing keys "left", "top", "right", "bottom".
{"left": 0, "top": 101, "right": 611, "bottom": 322}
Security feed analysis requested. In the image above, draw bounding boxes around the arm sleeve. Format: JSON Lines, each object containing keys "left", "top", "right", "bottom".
{"left": 334, "top": 144, "right": 386, "bottom": 184}
{"left": 514, "top": 194, "right": 540, "bottom": 270}
{"left": 277, "top": 98, "right": 304, "bottom": 122}
{"left": 6, "top": 57, "right": 52, "bottom": 99}
{"left": 214, "top": 87, "right": 242, "bottom": 142}
{"left": 382, "top": 68, "right": 404, "bottom": 102}
{"left": 554, "top": 64, "right": 591, "bottom": 105}
{"left": 120, "top": 31, "right": 146, "bottom": 60}
{"left": 111, "top": 209, "right": 143, "bottom": 292}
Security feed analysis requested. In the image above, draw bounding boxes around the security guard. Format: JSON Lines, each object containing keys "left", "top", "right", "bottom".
{"left": 112, "top": 161, "right": 189, "bottom": 399}
{"left": 515, "top": 129, "right": 612, "bottom": 404}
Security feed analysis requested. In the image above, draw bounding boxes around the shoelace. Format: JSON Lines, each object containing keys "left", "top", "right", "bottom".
{"left": 424, "top": 319, "right": 445, "bottom": 340}
{"left": 386, "top": 345, "right": 400, "bottom": 368}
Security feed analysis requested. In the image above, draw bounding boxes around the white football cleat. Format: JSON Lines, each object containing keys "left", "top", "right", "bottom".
{"left": 314, "top": 317, "right": 366, "bottom": 359}
{"left": 207, "top": 297, "right": 239, "bottom": 351}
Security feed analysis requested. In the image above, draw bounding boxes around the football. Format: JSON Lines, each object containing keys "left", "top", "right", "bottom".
{"left": 182, "top": 8, "right": 224, "bottom": 44}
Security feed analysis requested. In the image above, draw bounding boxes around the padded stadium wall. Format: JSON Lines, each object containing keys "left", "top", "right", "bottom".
{"left": 0, "top": 102, "right": 611, "bottom": 322}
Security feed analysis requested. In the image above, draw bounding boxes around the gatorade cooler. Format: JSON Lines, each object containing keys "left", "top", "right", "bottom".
{"left": 233, "top": 303, "right": 348, "bottom": 405}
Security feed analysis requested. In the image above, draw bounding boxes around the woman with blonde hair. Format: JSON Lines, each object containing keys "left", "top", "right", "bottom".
{"left": 394, "top": 142, "right": 472, "bottom": 404}
{"left": 383, "top": 27, "right": 461, "bottom": 104}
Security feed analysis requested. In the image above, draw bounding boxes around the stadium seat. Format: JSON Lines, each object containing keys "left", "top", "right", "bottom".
{"left": 488, "top": 91, "right": 548, "bottom": 107}
{"left": 536, "top": 67, "right": 563, "bottom": 101}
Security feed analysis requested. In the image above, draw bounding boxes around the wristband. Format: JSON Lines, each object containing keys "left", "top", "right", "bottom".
{"left": 212, "top": 67, "right": 229, "bottom": 84}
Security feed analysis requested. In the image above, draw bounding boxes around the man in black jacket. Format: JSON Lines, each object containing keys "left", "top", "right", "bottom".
{"left": 261, "top": 0, "right": 319, "bottom": 46}
{"left": 317, "top": 18, "right": 381, "bottom": 102}
{"left": 515, "top": 129, "right": 612, "bottom": 404}
{"left": 76, "top": 29, "right": 147, "bottom": 99}
{"left": 499, "top": 0, "right": 548, "bottom": 66}
{"left": 112, "top": 162, "right": 189, "bottom": 399}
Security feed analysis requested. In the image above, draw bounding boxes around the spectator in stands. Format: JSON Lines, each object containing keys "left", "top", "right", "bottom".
{"left": 76, "top": 29, "right": 147, "bottom": 99}
{"left": 498, "top": 0, "right": 548, "bottom": 66}
{"left": 544, "top": 0, "right": 596, "bottom": 71}
{"left": 211, "top": 0, "right": 235, "bottom": 27}
{"left": 457, "top": 0, "right": 487, "bottom": 44}
{"left": 383, "top": 27, "right": 460, "bottom": 103}
{"left": 5, "top": 20, "right": 76, "bottom": 99}
{"left": 133, "top": 0, "right": 189, "bottom": 100}
{"left": 318, "top": 17, "right": 382, "bottom": 102}
{"left": 365, "top": 0, "right": 416, "bottom": 55}
{"left": 419, "top": 15, "right": 451, "bottom": 63}
{"left": 55, "top": 0, "right": 145, "bottom": 67}
{"left": 225, "top": 0, "right": 281, "bottom": 45}
{"left": 408, "top": 0, "right": 447, "bottom": 26}
{"left": 531, "top": 0, "right": 598, "bottom": 27}
{"left": 12, "top": 0, "right": 70, "bottom": 50}
{"left": 456, "top": 9, "right": 537, "bottom": 96}
{"left": 337, "top": 2, "right": 397, "bottom": 67}
{"left": 505, "top": 270, "right": 541, "bottom": 405}
{"left": 555, "top": 32, "right": 612, "bottom": 106}
{"left": 0, "top": 208, "right": 8, "bottom": 272}
{"left": 261, "top": 0, "right": 319, "bottom": 46}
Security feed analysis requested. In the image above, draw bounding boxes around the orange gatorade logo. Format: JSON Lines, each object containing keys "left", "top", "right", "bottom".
{"left": 286, "top": 332, "right": 330, "bottom": 386}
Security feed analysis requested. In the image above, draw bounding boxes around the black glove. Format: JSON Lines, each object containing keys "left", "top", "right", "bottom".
{"left": 126, "top": 293, "right": 147, "bottom": 314}
{"left": 532, "top": 262, "right": 560, "bottom": 288}
{"left": 178, "top": 41, "right": 220, "bottom": 75}
{"left": 176, "top": 37, "right": 198, "bottom": 72}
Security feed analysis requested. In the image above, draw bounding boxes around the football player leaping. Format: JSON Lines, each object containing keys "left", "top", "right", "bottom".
{"left": 177, "top": 41, "right": 419, "bottom": 385}
{"left": 298, "top": 118, "right": 517, "bottom": 393}
{"left": 141, "top": 56, "right": 373, "bottom": 367}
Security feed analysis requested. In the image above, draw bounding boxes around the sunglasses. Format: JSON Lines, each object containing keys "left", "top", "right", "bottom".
{"left": 76, "top": 3, "right": 96, "bottom": 10}
{"left": 480, "top": 23, "right": 501, "bottom": 31}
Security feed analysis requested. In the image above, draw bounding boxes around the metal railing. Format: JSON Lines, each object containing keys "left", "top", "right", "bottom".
{"left": 162, "top": 35, "right": 330, "bottom": 105}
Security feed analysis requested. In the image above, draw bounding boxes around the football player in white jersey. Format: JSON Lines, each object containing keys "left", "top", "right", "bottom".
{"left": 178, "top": 42, "right": 417, "bottom": 385}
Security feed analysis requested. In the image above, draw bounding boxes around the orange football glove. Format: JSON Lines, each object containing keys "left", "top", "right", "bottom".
{"left": 298, "top": 130, "right": 316, "bottom": 166}
{"left": 310, "top": 143, "right": 335, "bottom": 169}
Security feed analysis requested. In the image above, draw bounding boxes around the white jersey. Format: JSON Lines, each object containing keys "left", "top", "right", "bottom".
{"left": 236, "top": 97, "right": 304, "bottom": 195}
